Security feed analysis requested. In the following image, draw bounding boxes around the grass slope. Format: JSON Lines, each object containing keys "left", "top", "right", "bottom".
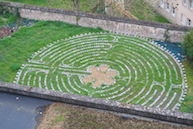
{"left": 180, "top": 60, "right": 193, "bottom": 113}
{"left": 0, "top": 19, "right": 192, "bottom": 113}
{"left": 3, "top": 0, "right": 170, "bottom": 23}
{"left": 0, "top": 20, "right": 104, "bottom": 82}
{"left": 3, "top": 0, "right": 100, "bottom": 13}
{"left": 125, "top": 0, "right": 170, "bottom": 23}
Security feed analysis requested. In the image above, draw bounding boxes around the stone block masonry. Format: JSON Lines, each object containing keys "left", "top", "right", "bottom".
{"left": 0, "top": 81, "right": 192, "bottom": 126}
{"left": 1, "top": 1, "right": 193, "bottom": 42}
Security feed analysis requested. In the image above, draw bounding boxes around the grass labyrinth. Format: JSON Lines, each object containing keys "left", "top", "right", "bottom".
{"left": 14, "top": 32, "right": 187, "bottom": 110}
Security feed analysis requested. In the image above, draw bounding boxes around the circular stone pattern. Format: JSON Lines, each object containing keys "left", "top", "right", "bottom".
{"left": 14, "top": 32, "right": 187, "bottom": 110}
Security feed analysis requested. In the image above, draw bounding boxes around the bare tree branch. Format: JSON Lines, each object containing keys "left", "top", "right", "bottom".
{"left": 70, "top": 0, "right": 80, "bottom": 11}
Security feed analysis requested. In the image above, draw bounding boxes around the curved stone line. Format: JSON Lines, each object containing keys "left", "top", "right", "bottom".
{"left": 13, "top": 32, "right": 187, "bottom": 111}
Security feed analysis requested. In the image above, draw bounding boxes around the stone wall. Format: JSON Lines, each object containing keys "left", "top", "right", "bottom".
{"left": 0, "top": 81, "right": 192, "bottom": 126}
{"left": 1, "top": 1, "right": 193, "bottom": 42}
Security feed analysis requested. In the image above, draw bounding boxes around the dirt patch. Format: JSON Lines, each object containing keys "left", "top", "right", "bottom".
{"left": 82, "top": 65, "right": 118, "bottom": 87}
{"left": 36, "top": 102, "right": 193, "bottom": 129}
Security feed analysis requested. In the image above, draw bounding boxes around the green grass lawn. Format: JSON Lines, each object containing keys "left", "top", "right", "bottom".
{"left": 0, "top": 18, "right": 189, "bottom": 112}
{"left": 0, "top": 19, "right": 192, "bottom": 113}
{"left": 3, "top": 0, "right": 48, "bottom": 6}
{"left": 180, "top": 60, "right": 193, "bottom": 113}
{"left": 0, "top": 8, "right": 192, "bottom": 113}
{"left": 3, "top": 0, "right": 101, "bottom": 13}
{"left": 0, "top": 20, "right": 104, "bottom": 82}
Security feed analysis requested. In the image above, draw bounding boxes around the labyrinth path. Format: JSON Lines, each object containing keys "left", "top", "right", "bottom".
{"left": 14, "top": 32, "right": 188, "bottom": 110}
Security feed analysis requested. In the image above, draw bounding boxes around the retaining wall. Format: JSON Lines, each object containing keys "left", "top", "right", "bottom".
{"left": 1, "top": 1, "right": 193, "bottom": 42}
{"left": 0, "top": 81, "right": 192, "bottom": 126}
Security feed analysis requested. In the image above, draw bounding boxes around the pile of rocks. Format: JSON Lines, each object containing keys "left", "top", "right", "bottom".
{"left": 0, "top": 27, "right": 14, "bottom": 39}
{"left": 0, "top": 18, "right": 38, "bottom": 39}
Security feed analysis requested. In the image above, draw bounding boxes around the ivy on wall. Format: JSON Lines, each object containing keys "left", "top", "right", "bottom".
{"left": 0, "top": 3, "right": 20, "bottom": 17}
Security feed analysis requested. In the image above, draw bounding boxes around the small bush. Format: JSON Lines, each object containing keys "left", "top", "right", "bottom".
{"left": 6, "top": 15, "right": 18, "bottom": 23}
{"left": 182, "top": 29, "right": 193, "bottom": 62}
{"left": 0, "top": 18, "right": 4, "bottom": 25}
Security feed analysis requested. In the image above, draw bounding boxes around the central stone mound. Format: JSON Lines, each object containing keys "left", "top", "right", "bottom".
{"left": 82, "top": 65, "right": 118, "bottom": 87}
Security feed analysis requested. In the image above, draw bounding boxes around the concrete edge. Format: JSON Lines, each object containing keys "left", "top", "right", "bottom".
{"left": 0, "top": 81, "right": 192, "bottom": 126}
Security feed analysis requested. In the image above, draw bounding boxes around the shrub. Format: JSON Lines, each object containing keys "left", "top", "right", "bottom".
{"left": 0, "top": 18, "right": 4, "bottom": 26}
{"left": 182, "top": 29, "right": 193, "bottom": 62}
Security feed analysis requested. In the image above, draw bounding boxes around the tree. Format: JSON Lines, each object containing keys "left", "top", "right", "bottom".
{"left": 87, "top": 0, "right": 104, "bottom": 13}
{"left": 105, "top": 0, "right": 137, "bottom": 19}
{"left": 69, "top": 0, "right": 106, "bottom": 13}
{"left": 70, "top": 0, "right": 80, "bottom": 11}
{"left": 182, "top": 29, "right": 193, "bottom": 62}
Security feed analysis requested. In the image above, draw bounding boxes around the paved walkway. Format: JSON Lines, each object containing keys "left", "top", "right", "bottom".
{"left": 0, "top": 91, "right": 53, "bottom": 129}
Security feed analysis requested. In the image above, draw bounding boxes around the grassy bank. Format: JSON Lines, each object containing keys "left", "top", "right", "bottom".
{"left": 180, "top": 60, "right": 193, "bottom": 113}
{"left": 125, "top": 0, "right": 170, "bottom": 23}
{"left": 0, "top": 17, "right": 192, "bottom": 113}
{"left": 0, "top": 20, "right": 103, "bottom": 82}
{"left": 3, "top": 0, "right": 102, "bottom": 13}
{"left": 3, "top": 0, "right": 170, "bottom": 23}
